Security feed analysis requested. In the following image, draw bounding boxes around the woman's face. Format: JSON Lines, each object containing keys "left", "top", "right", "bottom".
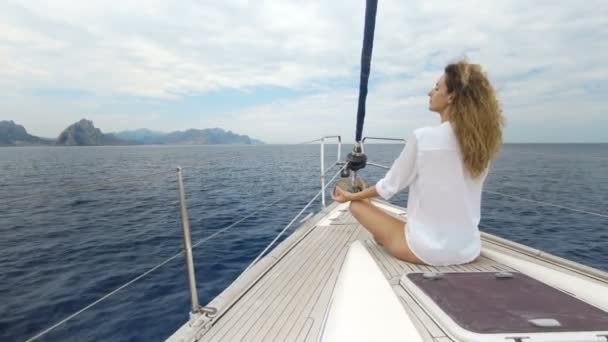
{"left": 428, "top": 74, "right": 452, "bottom": 113}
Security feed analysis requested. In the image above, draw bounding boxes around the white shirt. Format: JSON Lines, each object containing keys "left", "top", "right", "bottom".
{"left": 375, "top": 121, "right": 486, "bottom": 266}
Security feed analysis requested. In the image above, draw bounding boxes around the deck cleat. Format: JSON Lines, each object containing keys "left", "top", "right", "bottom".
{"left": 423, "top": 272, "right": 444, "bottom": 280}
{"left": 495, "top": 271, "right": 514, "bottom": 279}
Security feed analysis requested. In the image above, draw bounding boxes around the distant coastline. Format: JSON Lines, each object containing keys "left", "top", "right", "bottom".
{"left": 2, "top": 120, "right": 606, "bottom": 147}
{"left": 0, "top": 119, "right": 264, "bottom": 147}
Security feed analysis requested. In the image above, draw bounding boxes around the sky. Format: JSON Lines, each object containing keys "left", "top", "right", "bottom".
{"left": 1, "top": 0, "right": 607, "bottom": 143}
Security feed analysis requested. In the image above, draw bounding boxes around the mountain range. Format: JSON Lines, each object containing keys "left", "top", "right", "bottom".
{"left": 114, "top": 127, "right": 264, "bottom": 145}
{"left": 0, "top": 121, "right": 52, "bottom": 146}
{"left": 0, "top": 119, "right": 264, "bottom": 146}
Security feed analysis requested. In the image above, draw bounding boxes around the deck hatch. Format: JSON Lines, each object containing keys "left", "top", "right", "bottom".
{"left": 404, "top": 272, "right": 608, "bottom": 334}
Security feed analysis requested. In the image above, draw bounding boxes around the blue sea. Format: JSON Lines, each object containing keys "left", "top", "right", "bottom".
{"left": 1, "top": 144, "right": 607, "bottom": 341}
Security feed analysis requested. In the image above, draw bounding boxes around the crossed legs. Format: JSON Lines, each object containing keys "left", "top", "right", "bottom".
{"left": 349, "top": 200, "right": 425, "bottom": 264}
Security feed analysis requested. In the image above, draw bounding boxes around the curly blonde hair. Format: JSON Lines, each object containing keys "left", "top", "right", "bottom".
{"left": 444, "top": 61, "right": 505, "bottom": 178}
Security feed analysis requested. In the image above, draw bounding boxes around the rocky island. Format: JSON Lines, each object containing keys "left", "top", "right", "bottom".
{"left": 0, "top": 121, "right": 51, "bottom": 146}
{"left": 55, "top": 119, "right": 129, "bottom": 146}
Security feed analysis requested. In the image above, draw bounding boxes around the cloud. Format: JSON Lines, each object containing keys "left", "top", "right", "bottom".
{"left": 0, "top": 0, "right": 607, "bottom": 142}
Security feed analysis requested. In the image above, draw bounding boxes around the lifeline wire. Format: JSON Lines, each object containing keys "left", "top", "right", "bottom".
{"left": 24, "top": 181, "right": 309, "bottom": 342}
{"left": 365, "top": 160, "right": 608, "bottom": 219}
{"left": 483, "top": 190, "right": 608, "bottom": 219}
{"left": 244, "top": 162, "right": 349, "bottom": 273}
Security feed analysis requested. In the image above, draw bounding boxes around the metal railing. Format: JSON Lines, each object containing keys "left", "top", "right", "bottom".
{"left": 176, "top": 168, "right": 217, "bottom": 321}
{"left": 310, "top": 135, "right": 342, "bottom": 207}
{"left": 361, "top": 136, "right": 406, "bottom": 153}
{"left": 304, "top": 135, "right": 406, "bottom": 207}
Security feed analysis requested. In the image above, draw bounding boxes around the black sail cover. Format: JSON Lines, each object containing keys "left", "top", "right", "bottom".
{"left": 355, "top": 0, "right": 378, "bottom": 143}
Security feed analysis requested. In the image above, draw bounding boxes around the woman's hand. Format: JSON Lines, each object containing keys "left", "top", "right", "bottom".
{"left": 331, "top": 186, "right": 354, "bottom": 203}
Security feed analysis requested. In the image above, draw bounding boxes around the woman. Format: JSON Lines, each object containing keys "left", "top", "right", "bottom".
{"left": 332, "top": 61, "right": 504, "bottom": 266}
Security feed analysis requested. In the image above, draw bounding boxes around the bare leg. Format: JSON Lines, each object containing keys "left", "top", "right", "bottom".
{"left": 349, "top": 200, "right": 425, "bottom": 264}
{"left": 373, "top": 235, "right": 383, "bottom": 246}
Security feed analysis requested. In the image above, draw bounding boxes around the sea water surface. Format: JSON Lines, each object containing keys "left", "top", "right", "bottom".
{"left": 1, "top": 144, "right": 607, "bottom": 341}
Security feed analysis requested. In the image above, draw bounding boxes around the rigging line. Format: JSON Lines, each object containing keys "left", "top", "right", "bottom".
{"left": 1, "top": 169, "right": 176, "bottom": 206}
{"left": 483, "top": 189, "right": 608, "bottom": 219}
{"left": 24, "top": 185, "right": 306, "bottom": 342}
{"left": 25, "top": 250, "right": 182, "bottom": 342}
{"left": 351, "top": 162, "right": 607, "bottom": 218}
{"left": 486, "top": 173, "right": 573, "bottom": 185}
{"left": 191, "top": 185, "right": 309, "bottom": 249}
{"left": 295, "top": 136, "right": 342, "bottom": 145}
{"left": 244, "top": 163, "right": 349, "bottom": 273}
{"left": 502, "top": 149, "right": 608, "bottom": 162}
{"left": 317, "top": 160, "right": 607, "bottom": 218}
{"left": 297, "top": 138, "right": 323, "bottom": 145}
{"left": 365, "top": 158, "right": 604, "bottom": 185}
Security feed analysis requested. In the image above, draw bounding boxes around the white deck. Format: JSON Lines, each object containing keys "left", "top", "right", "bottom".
{"left": 168, "top": 200, "right": 608, "bottom": 342}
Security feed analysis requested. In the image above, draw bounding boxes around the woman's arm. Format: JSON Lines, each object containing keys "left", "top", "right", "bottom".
{"left": 332, "top": 134, "right": 418, "bottom": 204}
{"left": 375, "top": 134, "right": 418, "bottom": 200}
